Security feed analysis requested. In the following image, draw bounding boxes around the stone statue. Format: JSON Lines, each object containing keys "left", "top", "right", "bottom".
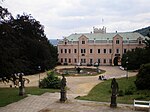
{"left": 19, "top": 73, "right": 25, "bottom": 96}
{"left": 76, "top": 67, "right": 81, "bottom": 74}
{"left": 61, "top": 75, "right": 66, "bottom": 91}
{"left": 60, "top": 74, "right": 67, "bottom": 102}
{"left": 110, "top": 78, "right": 119, "bottom": 108}
{"left": 111, "top": 78, "right": 119, "bottom": 96}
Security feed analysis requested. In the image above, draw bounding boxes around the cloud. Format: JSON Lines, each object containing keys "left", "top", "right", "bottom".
{"left": 2, "top": 0, "right": 150, "bottom": 39}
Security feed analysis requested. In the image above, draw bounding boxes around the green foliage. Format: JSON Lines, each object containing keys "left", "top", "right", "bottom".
{"left": 121, "top": 48, "right": 147, "bottom": 70}
{"left": 135, "top": 63, "right": 150, "bottom": 90}
{"left": 77, "top": 76, "right": 150, "bottom": 104}
{"left": 121, "top": 30, "right": 150, "bottom": 70}
{"left": 40, "top": 71, "right": 61, "bottom": 89}
{"left": 118, "top": 90, "right": 124, "bottom": 96}
{"left": 124, "top": 85, "right": 135, "bottom": 95}
{"left": 0, "top": 6, "right": 58, "bottom": 81}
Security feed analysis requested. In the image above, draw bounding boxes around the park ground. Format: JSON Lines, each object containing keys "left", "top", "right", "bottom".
{"left": 0, "top": 66, "right": 142, "bottom": 112}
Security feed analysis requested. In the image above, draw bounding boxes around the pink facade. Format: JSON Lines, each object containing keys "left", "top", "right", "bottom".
{"left": 58, "top": 29, "right": 146, "bottom": 65}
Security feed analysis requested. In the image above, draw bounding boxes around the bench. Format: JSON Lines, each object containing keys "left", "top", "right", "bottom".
{"left": 134, "top": 100, "right": 150, "bottom": 111}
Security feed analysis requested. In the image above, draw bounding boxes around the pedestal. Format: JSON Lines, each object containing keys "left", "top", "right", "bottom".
{"left": 110, "top": 95, "right": 117, "bottom": 108}
{"left": 19, "top": 87, "right": 25, "bottom": 96}
{"left": 60, "top": 90, "right": 67, "bottom": 102}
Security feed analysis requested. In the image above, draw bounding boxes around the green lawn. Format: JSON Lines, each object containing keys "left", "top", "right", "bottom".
{"left": 0, "top": 87, "right": 59, "bottom": 107}
{"left": 77, "top": 76, "right": 150, "bottom": 104}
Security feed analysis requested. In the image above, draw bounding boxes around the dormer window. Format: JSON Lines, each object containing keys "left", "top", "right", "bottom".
{"left": 116, "top": 39, "right": 119, "bottom": 44}
{"left": 81, "top": 38, "right": 86, "bottom": 44}
{"left": 65, "top": 41, "right": 67, "bottom": 45}
{"left": 138, "top": 37, "right": 142, "bottom": 44}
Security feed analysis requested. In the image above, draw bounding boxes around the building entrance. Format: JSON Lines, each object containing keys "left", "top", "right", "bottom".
{"left": 113, "top": 56, "right": 121, "bottom": 66}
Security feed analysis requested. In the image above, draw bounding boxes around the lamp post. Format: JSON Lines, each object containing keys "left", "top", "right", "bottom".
{"left": 38, "top": 66, "right": 41, "bottom": 88}
{"left": 126, "top": 57, "right": 128, "bottom": 79}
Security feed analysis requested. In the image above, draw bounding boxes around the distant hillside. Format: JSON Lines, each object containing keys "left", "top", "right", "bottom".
{"left": 134, "top": 26, "right": 150, "bottom": 36}
{"left": 49, "top": 39, "right": 58, "bottom": 46}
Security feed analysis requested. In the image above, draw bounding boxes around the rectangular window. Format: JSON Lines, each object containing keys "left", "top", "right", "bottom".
{"left": 84, "top": 59, "right": 86, "bottom": 63}
{"left": 116, "top": 40, "right": 119, "bottom": 44}
{"left": 82, "top": 41, "right": 85, "bottom": 44}
{"left": 98, "top": 59, "right": 101, "bottom": 63}
{"left": 90, "top": 59, "right": 93, "bottom": 64}
{"left": 61, "top": 58, "right": 63, "bottom": 63}
{"left": 65, "top": 58, "right": 67, "bottom": 63}
{"left": 69, "top": 58, "right": 71, "bottom": 63}
{"left": 104, "top": 49, "right": 106, "bottom": 53}
{"left": 65, "top": 49, "right": 67, "bottom": 53}
{"left": 81, "top": 49, "right": 83, "bottom": 53}
{"left": 61, "top": 49, "right": 63, "bottom": 53}
{"left": 109, "top": 49, "right": 112, "bottom": 53}
{"left": 81, "top": 59, "right": 86, "bottom": 63}
{"left": 81, "top": 49, "right": 86, "bottom": 53}
{"left": 74, "top": 49, "right": 77, "bottom": 53}
{"left": 124, "top": 49, "right": 127, "bottom": 53}
{"left": 104, "top": 59, "right": 106, "bottom": 63}
{"left": 74, "top": 58, "right": 77, "bottom": 63}
{"left": 90, "top": 49, "right": 93, "bottom": 53}
{"left": 132, "top": 49, "right": 134, "bottom": 52}
{"left": 116, "top": 49, "right": 119, "bottom": 53}
{"left": 84, "top": 49, "right": 86, "bottom": 53}
{"left": 98, "top": 49, "right": 100, "bottom": 53}
{"left": 69, "top": 49, "right": 71, "bottom": 53}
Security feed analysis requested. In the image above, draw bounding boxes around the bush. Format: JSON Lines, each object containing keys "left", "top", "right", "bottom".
{"left": 135, "top": 63, "right": 150, "bottom": 90}
{"left": 118, "top": 90, "right": 124, "bottom": 96}
{"left": 135, "top": 95, "right": 146, "bottom": 100}
{"left": 40, "top": 71, "right": 61, "bottom": 89}
{"left": 125, "top": 86, "right": 135, "bottom": 95}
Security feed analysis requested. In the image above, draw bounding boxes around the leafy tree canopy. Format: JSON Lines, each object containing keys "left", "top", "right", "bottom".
{"left": 0, "top": 6, "right": 58, "bottom": 82}
{"left": 135, "top": 63, "right": 150, "bottom": 90}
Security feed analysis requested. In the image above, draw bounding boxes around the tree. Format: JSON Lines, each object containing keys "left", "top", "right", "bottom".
{"left": 121, "top": 29, "right": 150, "bottom": 70}
{"left": 0, "top": 6, "right": 13, "bottom": 22}
{"left": 121, "top": 48, "right": 146, "bottom": 70}
{"left": 134, "top": 31, "right": 150, "bottom": 90}
{"left": 39, "top": 71, "right": 61, "bottom": 89}
{"left": 0, "top": 7, "right": 58, "bottom": 84}
{"left": 144, "top": 32, "right": 150, "bottom": 62}
{"left": 135, "top": 63, "right": 150, "bottom": 90}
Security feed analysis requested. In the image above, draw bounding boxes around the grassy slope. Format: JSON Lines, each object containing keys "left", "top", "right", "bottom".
{"left": 77, "top": 76, "right": 150, "bottom": 104}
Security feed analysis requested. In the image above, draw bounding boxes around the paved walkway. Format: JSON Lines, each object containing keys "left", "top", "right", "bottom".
{"left": 0, "top": 66, "right": 141, "bottom": 112}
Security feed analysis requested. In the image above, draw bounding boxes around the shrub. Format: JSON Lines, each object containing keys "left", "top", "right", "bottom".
{"left": 118, "top": 90, "right": 124, "bottom": 96}
{"left": 135, "top": 95, "right": 146, "bottom": 100}
{"left": 135, "top": 63, "right": 150, "bottom": 90}
{"left": 40, "top": 71, "right": 61, "bottom": 89}
{"left": 125, "top": 86, "right": 135, "bottom": 95}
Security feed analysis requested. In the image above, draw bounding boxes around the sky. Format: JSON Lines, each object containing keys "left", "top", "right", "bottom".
{"left": 1, "top": 0, "right": 150, "bottom": 39}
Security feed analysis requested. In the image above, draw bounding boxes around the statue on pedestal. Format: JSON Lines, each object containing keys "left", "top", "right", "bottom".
{"left": 60, "top": 74, "right": 67, "bottom": 102}
{"left": 110, "top": 78, "right": 119, "bottom": 108}
{"left": 19, "top": 73, "right": 25, "bottom": 96}
{"left": 76, "top": 67, "right": 81, "bottom": 74}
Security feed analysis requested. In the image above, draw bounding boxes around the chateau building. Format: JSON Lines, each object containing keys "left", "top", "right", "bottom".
{"left": 57, "top": 27, "right": 147, "bottom": 65}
